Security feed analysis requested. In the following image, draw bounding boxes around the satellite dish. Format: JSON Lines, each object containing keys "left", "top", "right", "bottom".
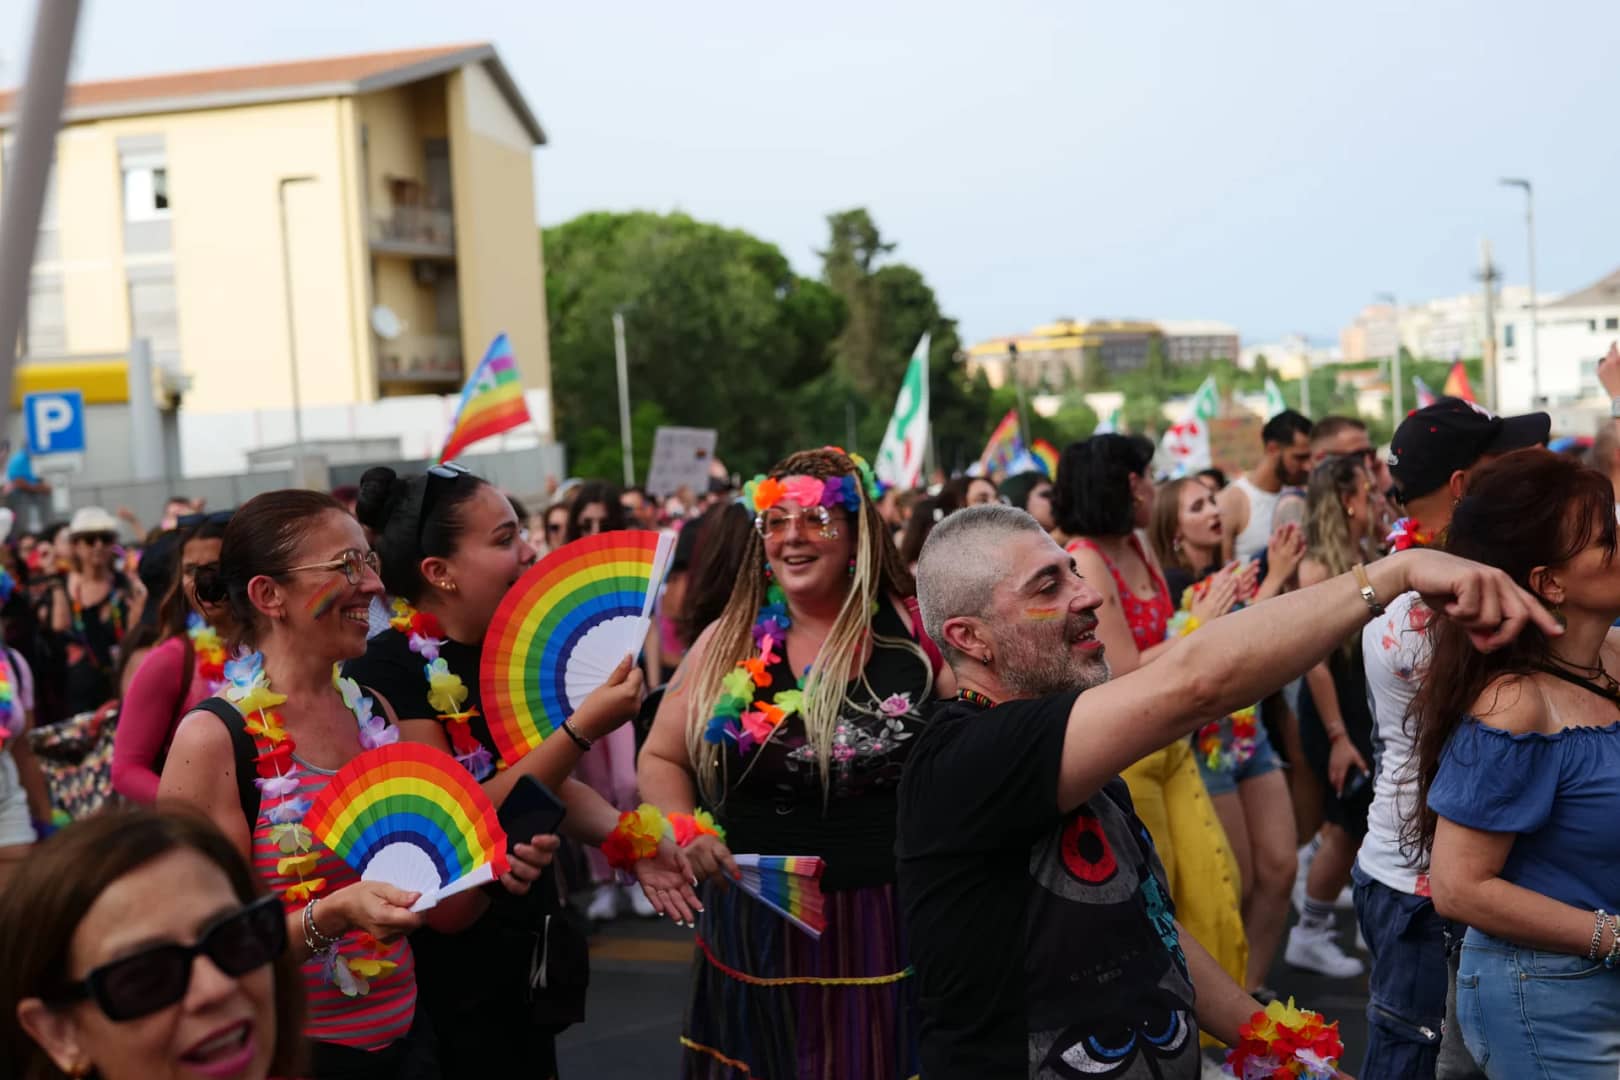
{"left": 371, "top": 305, "right": 404, "bottom": 340}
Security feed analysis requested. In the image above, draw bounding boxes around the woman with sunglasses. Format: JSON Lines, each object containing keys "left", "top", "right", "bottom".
{"left": 3, "top": 807, "right": 303, "bottom": 1080}
{"left": 1284, "top": 454, "right": 1378, "bottom": 980}
{"left": 43, "top": 507, "right": 135, "bottom": 721}
{"left": 641, "top": 447, "right": 950, "bottom": 1079}
{"left": 112, "top": 516, "right": 230, "bottom": 804}
{"left": 566, "top": 480, "right": 627, "bottom": 541}
{"left": 346, "top": 464, "right": 698, "bottom": 1078}
{"left": 160, "top": 490, "right": 554, "bottom": 1079}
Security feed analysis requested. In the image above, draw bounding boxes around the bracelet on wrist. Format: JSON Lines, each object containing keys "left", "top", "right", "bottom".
{"left": 1225, "top": 997, "right": 1343, "bottom": 1078}
{"left": 1590, "top": 909, "right": 1608, "bottom": 962}
{"left": 1352, "top": 562, "right": 1384, "bottom": 616}
{"left": 561, "top": 718, "right": 594, "bottom": 752}
{"left": 668, "top": 809, "right": 726, "bottom": 848}
{"left": 601, "top": 803, "right": 667, "bottom": 870}
{"left": 303, "top": 898, "right": 342, "bottom": 954}
{"left": 1605, "top": 914, "right": 1620, "bottom": 969}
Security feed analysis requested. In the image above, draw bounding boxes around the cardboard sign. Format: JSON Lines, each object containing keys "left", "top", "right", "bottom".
{"left": 1208, "top": 416, "right": 1264, "bottom": 475}
{"left": 644, "top": 427, "right": 717, "bottom": 497}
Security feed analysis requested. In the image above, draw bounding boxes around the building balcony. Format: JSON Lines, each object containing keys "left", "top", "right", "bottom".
{"left": 376, "top": 332, "right": 463, "bottom": 385}
{"left": 370, "top": 206, "right": 455, "bottom": 258}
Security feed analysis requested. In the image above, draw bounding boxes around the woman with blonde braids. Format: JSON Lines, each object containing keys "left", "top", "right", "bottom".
{"left": 641, "top": 447, "right": 953, "bottom": 1079}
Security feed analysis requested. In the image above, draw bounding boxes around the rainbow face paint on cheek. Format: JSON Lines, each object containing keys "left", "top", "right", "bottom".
{"left": 1024, "top": 606, "right": 1062, "bottom": 622}
{"left": 307, "top": 577, "right": 346, "bottom": 620}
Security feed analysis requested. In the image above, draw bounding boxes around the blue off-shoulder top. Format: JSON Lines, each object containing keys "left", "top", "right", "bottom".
{"left": 1428, "top": 716, "right": 1620, "bottom": 911}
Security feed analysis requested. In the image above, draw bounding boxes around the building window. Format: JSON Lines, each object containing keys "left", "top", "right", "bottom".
{"left": 123, "top": 165, "right": 169, "bottom": 222}
{"left": 1504, "top": 323, "right": 1515, "bottom": 348}
{"left": 1607, "top": 317, "right": 1619, "bottom": 331}
{"left": 25, "top": 275, "right": 65, "bottom": 355}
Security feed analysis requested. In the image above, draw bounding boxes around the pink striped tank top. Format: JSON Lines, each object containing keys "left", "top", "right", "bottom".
{"left": 249, "top": 736, "right": 417, "bottom": 1050}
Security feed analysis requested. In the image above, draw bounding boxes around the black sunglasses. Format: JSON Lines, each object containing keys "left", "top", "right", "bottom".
{"left": 48, "top": 895, "right": 284, "bottom": 1022}
{"left": 176, "top": 510, "right": 234, "bottom": 530}
{"left": 74, "top": 532, "right": 118, "bottom": 547}
{"left": 415, "top": 462, "right": 472, "bottom": 544}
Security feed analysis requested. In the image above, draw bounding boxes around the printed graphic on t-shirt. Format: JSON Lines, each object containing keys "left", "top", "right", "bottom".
{"left": 1025, "top": 784, "right": 1197, "bottom": 1079}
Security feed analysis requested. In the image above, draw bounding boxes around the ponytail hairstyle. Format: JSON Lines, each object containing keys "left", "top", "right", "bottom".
{"left": 1403, "top": 448, "right": 1614, "bottom": 863}
{"left": 354, "top": 465, "right": 488, "bottom": 603}
{"left": 684, "top": 448, "right": 925, "bottom": 805}
{"left": 192, "top": 491, "right": 344, "bottom": 648}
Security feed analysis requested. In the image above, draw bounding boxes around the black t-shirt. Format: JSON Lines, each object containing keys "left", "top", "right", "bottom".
{"left": 343, "top": 628, "right": 495, "bottom": 741}
{"left": 896, "top": 692, "right": 1198, "bottom": 1080}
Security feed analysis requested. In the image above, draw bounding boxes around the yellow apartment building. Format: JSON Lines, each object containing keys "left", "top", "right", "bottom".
{"left": 0, "top": 43, "right": 553, "bottom": 432}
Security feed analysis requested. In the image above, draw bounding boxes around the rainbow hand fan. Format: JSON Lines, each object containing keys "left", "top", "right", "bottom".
{"left": 304, "top": 743, "right": 509, "bottom": 913}
{"left": 733, "top": 854, "right": 827, "bottom": 939}
{"left": 482, "top": 531, "right": 676, "bottom": 763}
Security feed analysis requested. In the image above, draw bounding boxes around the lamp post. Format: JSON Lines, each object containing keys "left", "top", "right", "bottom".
{"left": 277, "top": 175, "right": 316, "bottom": 472}
{"left": 1500, "top": 178, "right": 1540, "bottom": 405}
{"left": 1376, "top": 292, "right": 1401, "bottom": 422}
{"left": 612, "top": 308, "right": 634, "bottom": 487}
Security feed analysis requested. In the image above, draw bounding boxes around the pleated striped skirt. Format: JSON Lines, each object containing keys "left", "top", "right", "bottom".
{"left": 679, "top": 879, "right": 919, "bottom": 1079}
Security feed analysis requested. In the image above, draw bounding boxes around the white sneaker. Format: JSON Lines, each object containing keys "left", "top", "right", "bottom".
{"left": 625, "top": 884, "right": 658, "bottom": 918}
{"left": 586, "top": 884, "right": 620, "bottom": 922}
{"left": 1285, "top": 923, "right": 1365, "bottom": 978}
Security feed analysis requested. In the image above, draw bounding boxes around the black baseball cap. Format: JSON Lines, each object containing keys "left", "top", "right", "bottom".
{"left": 1387, "top": 397, "right": 1550, "bottom": 501}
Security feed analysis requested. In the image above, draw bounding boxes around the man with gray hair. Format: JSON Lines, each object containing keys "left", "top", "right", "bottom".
{"left": 895, "top": 504, "right": 1558, "bottom": 1080}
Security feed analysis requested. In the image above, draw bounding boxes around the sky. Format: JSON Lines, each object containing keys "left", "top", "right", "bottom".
{"left": 3, "top": 0, "right": 1617, "bottom": 347}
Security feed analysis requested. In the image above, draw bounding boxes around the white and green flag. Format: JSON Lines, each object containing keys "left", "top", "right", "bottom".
{"left": 1188, "top": 374, "right": 1220, "bottom": 420}
{"left": 1263, "top": 377, "right": 1289, "bottom": 418}
{"left": 874, "top": 334, "right": 930, "bottom": 490}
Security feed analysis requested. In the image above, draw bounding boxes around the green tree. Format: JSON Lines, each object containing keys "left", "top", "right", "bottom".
{"left": 543, "top": 212, "right": 845, "bottom": 476}
{"left": 820, "top": 208, "right": 895, "bottom": 396}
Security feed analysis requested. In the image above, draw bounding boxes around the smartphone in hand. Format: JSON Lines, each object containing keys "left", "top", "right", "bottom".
{"left": 497, "top": 776, "right": 568, "bottom": 854}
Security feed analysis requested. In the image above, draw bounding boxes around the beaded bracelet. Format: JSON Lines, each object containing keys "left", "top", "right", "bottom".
{"left": 1606, "top": 914, "right": 1620, "bottom": 969}
{"left": 1591, "top": 910, "right": 1609, "bottom": 962}
{"left": 303, "top": 898, "right": 342, "bottom": 955}
{"left": 601, "top": 804, "right": 668, "bottom": 871}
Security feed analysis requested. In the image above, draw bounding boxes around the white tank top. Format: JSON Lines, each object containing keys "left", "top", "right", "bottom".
{"left": 1231, "top": 475, "right": 1281, "bottom": 562}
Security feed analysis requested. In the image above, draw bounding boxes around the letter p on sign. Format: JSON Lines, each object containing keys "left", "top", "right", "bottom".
{"left": 25, "top": 391, "right": 86, "bottom": 455}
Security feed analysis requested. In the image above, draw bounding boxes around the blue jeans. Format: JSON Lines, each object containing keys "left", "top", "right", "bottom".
{"left": 1352, "top": 862, "right": 1446, "bottom": 1079}
{"left": 1456, "top": 927, "right": 1620, "bottom": 1078}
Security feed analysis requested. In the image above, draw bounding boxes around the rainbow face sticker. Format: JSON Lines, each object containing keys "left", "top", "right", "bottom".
{"left": 1024, "top": 606, "right": 1062, "bottom": 622}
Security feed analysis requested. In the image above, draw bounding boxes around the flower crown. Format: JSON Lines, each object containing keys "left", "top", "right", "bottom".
{"left": 743, "top": 448, "right": 881, "bottom": 515}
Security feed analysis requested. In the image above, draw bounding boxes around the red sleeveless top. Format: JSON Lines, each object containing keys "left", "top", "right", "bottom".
{"left": 1067, "top": 535, "right": 1173, "bottom": 653}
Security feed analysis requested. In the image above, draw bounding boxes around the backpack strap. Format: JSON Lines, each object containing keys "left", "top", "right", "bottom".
{"left": 193, "top": 697, "right": 260, "bottom": 830}
{"left": 175, "top": 636, "right": 196, "bottom": 722}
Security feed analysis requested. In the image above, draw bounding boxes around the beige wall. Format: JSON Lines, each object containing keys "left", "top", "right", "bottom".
{"left": 446, "top": 64, "right": 552, "bottom": 435}
{"left": 50, "top": 126, "right": 132, "bottom": 353}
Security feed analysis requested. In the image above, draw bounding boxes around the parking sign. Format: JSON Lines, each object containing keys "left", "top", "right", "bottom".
{"left": 25, "top": 391, "right": 86, "bottom": 455}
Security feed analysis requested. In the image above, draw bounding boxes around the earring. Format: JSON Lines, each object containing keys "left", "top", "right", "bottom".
{"left": 1347, "top": 507, "right": 1355, "bottom": 519}
{"left": 439, "top": 580, "right": 457, "bottom": 592}
{"left": 1549, "top": 602, "right": 1567, "bottom": 630}
{"left": 982, "top": 652, "right": 993, "bottom": 665}
{"left": 847, "top": 557, "right": 856, "bottom": 577}
{"left": 1172, "top": 536, "right": 1183, "bottom": 553}
{"left": 763, "top": 562, "right": 773, "bottom": 580}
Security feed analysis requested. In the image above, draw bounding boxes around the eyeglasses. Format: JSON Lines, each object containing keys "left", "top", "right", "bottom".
{"left": 284, "top": 548, "right": 381, "bottom": 586}
{"left": 416, "top": 462, "right": 471, "bottom": 545}
{"left": 48, "top": 895, "right": 284, "bottom": 1022}
{"left": 74, "top": 532, "right": 117, "bottom": 547}
{"left": 755, "top": 505, "right": 835, "bottom": 539}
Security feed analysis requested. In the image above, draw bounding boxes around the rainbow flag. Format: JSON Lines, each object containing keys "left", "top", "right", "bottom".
{"left": 1031, "top": 439, "right": 1060, "bottom": 478}
{"left": 440, "top": 334, "right": 531, "bottom": 462}
{"left": 977, "top": 409, "right": 1023, "bottom": 474}
{"left": 1441, "top": 361, "right": 1475, "bottom": 403}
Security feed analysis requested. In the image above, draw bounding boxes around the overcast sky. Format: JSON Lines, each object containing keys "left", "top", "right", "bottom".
{"left": 4, "top": 0, "right": 1616, "bottom": 347}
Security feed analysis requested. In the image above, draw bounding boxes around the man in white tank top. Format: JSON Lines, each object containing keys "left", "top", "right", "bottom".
{"left": 1218, "top": 410, "right": 1313, "bottom": 562}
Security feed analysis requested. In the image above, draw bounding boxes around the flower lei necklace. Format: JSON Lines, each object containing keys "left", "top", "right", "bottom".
{"left": 1386, "top": 516, "right": 1432, "bottom": 551}
{"left": 187, "top": 613, "right": 228, "bottom": 696}
{"left": 1168, "top": 570, "right": 1260, "bottom": 773}
{"left": 228, "top": 651, "right": 399, "bottom": 996}
{"left": 703, "top": 460, "right": 878, "bottom": 758}
{"left": 389, "top": 598, "right": 493, "bottom": 779}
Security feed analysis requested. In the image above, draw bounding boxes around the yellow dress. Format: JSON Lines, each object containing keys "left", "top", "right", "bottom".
{"left": 1122, "top": 738, "right": 1248, "bottom": 1047}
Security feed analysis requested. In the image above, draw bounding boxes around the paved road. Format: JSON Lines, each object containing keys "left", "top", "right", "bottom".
{"left": 557, "top": 908, "right": 1372, "bottom": 1078}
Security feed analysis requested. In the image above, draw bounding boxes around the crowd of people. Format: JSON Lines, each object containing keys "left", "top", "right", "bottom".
{"left": 4, "top": 369, "right": 1620, "bottom": 1078}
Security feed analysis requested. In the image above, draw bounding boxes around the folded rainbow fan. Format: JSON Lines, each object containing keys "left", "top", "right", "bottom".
{"left": 734, "top": 854, "right": 827, "bottom": 939}
{"left": 304, "top": 743, "right": 509, "bottom": 913}
{"left": 482, "top": 531, "right": 676, "bottom": 764}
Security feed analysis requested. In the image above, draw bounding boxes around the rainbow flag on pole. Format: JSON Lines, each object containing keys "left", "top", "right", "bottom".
{"left": 440, "top": 333, "right": 531, "bottom": 462}
{"left": 977, "top": 409, "right": 1024, "bottom": 474}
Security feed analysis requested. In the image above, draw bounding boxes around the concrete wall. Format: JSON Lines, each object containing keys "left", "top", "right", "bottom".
{"left": 446, "top": 64, "right": 553, "bottom": 435}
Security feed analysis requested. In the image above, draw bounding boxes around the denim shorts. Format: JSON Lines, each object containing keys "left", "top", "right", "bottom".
{"left": 1456, "top": 927, "right": 1620, "bottom": 1079}
{"left": 1194, "top": 716, "right": 1283, "bottom": 797}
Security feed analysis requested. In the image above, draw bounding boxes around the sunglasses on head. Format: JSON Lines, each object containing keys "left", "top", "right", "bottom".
{"left": 416, "top": 462, "right": 472, "bottom": 544}
{"left": 48, "top": 894, "right": 284, "bottom": 1022}
{"left": 75, "top": 532, "right": 117, "bottom": 547}
{"left": 176, "top": 510, "right": 234, "bottom": 530}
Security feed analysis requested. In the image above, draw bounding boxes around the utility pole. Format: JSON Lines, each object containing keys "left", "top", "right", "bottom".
{"left": 1500, "top": 178, "right": 1540, "bottom": 404}
{"left": 1296, "top": 334, "right": 1313, "bottom": 416}
{"left": 1008, "top": 341, "right": 1031, "bottom": 445}
{"left": 1477, "top": 238, "right": 1501, "bottom": 413}
{"left": 612, "top": 309, "right": 634, "bottom": 487}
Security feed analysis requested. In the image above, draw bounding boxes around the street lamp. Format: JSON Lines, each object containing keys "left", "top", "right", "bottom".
{"left": 611, "top": 307, "right": 634, "bottom": 487}
{"left": 277, "top": 175, "right": 316, "bottom": 473}
{"left": 1376, "top": 292, "right": 1401, "bottom": 422}
{"left": 1500, "top": 178, "right": 1540, "bottom": 405}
